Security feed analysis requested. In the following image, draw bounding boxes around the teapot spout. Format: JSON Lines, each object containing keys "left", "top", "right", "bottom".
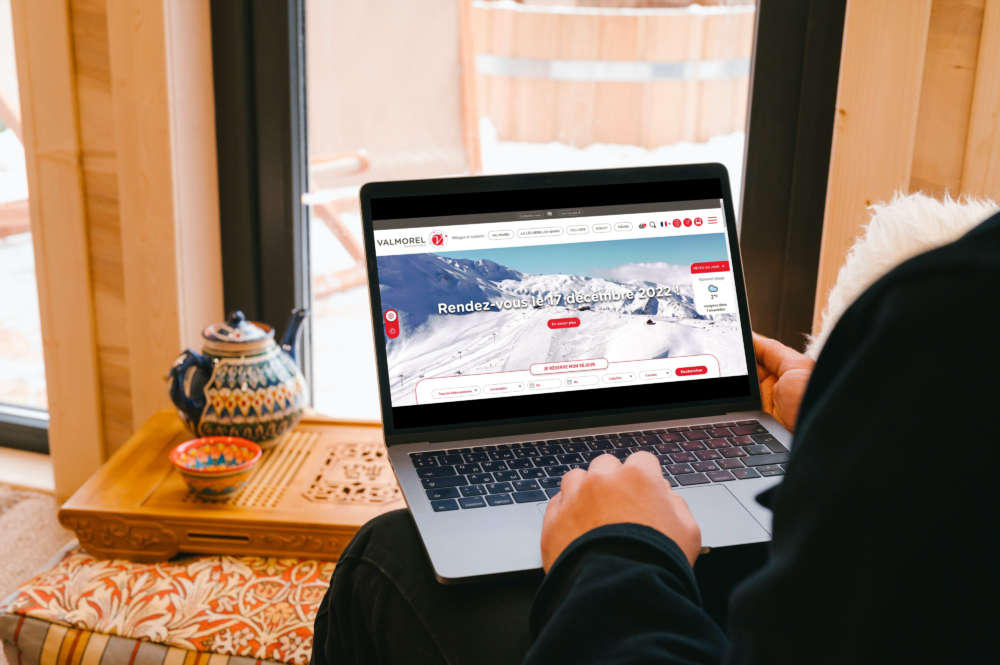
{"left": 280, "top": 308, "right": 309, "bottom": 362}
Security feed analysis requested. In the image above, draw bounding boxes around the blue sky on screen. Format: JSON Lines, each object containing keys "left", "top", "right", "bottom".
{"left": 435, "top": 233, "right": 729, "bottom": 278}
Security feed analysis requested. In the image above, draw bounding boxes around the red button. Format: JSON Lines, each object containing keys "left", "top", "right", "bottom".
{"left": 694, "top": 217, "right": 703, "bottom": 226}
{"left": 384, "top": 309, "right": 400, "bottom": 339}
{"left": 676, "top": 366, "right": 707, "bottom": 376}
{"left": 683, "top": 218, "right": 693, "bottom": 227}
{"left": 672, "top": 219, "right": 682, "bottom": 228}
{"left": 548, "top": 317, "right": 581, "bottom": 329}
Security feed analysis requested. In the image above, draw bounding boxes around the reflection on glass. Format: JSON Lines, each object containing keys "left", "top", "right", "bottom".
{"left": 0, "top": 0, "right": 46, "bottom": 412}
{"left": 306, "top": 0, "right": 753, "bottom": 421}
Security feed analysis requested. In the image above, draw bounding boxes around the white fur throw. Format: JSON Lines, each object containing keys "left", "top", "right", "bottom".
{"left": 806, "top": 192, "right": 998, "bottom": 360}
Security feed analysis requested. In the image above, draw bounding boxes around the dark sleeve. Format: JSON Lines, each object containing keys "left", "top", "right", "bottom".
{"left": 524, "top": 524, "right": 728, "bottom": 665}
{"left": 726, "top": 213, "right": 1000, "bottom": 664}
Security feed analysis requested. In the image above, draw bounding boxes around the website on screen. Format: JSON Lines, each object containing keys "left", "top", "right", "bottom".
{"left": 372, "top": 200, "right": 748, "bottom": 408}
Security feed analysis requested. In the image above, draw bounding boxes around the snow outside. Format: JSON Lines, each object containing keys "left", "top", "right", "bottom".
{"left": 377, "top": 234, "right": 748, "bottom": 407}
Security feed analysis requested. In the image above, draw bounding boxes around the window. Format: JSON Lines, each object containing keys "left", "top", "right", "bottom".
{"left": 0, "top": 0, "right": 48, "bottom": 452}
{"left": 304, "top": 0, "right": 755, "bottom": 421}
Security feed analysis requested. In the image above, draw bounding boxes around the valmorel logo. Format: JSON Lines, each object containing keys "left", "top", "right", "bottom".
{"left": 430, "top": 230, "right": 448, "bottom": 247}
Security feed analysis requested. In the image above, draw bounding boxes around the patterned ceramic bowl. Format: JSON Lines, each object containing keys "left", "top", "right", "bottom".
{"left": 169, "top": 437, "right": 262, "bottom": 500}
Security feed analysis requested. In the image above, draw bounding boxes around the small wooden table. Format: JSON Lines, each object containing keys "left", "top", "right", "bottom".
{"left": 59, "top": 410, "right": 404, "bottom": 562}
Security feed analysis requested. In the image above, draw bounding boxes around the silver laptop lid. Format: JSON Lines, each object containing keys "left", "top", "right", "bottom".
{"left": 359, "top": 164, "right": 761, "bottom": 446}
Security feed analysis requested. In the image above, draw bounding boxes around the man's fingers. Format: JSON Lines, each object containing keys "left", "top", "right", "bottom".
{"left": 559, "top": 467, "right": 587, "bottom": 497}
{"left": 622, "top": 450, "right": 661, "bottom": 477}
{"left": 587, "top": 452, "right": 623, "bottom": 475}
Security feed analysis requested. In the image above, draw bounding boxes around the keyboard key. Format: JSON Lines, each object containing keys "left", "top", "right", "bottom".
{"left": 666, "top": 476, "right": 679, "bottom": 488}
{"left": 481, "top": 461, "right": 509, "bottom": 472}
{"left": 765, "top": 441, "right": 789, "bottom": 453}
{"left": 421, "top": 476, "right": 468, "bottom": 489}
{"left": 471, "top": 445, "right": 497, "bottom": 452}
{"left": 708, "top": 428, "right": 734, "bottom": 438}
{"left": 417, "top": 466, "right": 457, "bottom": 478}
{"left": 513, "top": 490, "right": 547, "bottom": 503}
{"left": 681, "top": 441, "right": 707, "bottom": 451}
{"left": 721, "top": 447, "right": 748, "bottom": 458}
{"left": 695, "top": 449, "right": 722, "bottom": 461}
{"left": 522, "top": 442, "right": 543, "bottom": 448}
{"left": 582, "top": 450, "right": 607, "bottom": 461}
{"left": 412, "top": 457, "right": 439, "bottom": 468}
{"left": 634, "top": 435, "right": 659, "bottom": 446}
{"left": 563, "top": 442, "right": 588, "bottom": 453}
{"left": 534, "top": 456, "right": 558, "bottom": 467}
{"left": 425, "top": 487, "right": 460, "bottom": 500}
{"left": 683, "top": 430, "right": 711, "bottom": 440}
{"left": 512, "top": 480, "right": 540, "bottom": 491}
{"left": 455, "top": 464, "right": 482, "bottom": 475}
{"left": 719, "top": 458, "right": 745, "bottom": 469}
{"left": 486, "top": 494, "right": 513, "bottom": 506}
{"left": 545, "top": 488, "right": 560, "bottom": 498}
{"left": 507, "top": 459, "right": 533, "bottom": 470}
{"left": 692, "top": 461, "right": 720, "bottom": 473}
{"left": 460, "top": 485, "right": 487, "bottom": 497}
{"left": 612, "top": 437, "right": 636, "bottom": 449}
{"left": 558, "top": 453, "right": 584, "bottom": 464}
{"left": 751, "top": 433, "right": 779, "bottom": 444}
{"left": 736, "top": 420, "right": 758, "bottom": 426}
{"left": 519, "top": 468, "right": 545, "bottom": 479}
{"left": 467, "top": 473, "right": 494, "bottom": 484}
{"left": 733, "top": 468, "right": 761, "bottom": 479}
{"left": 430, "top": 499, "right": 459, "bottom": 512}
{"left": 495, "top": 443, "right": 522, "bottom": 449}
{"left": 459, "top": 496, "right": 486, "bottom": 509}
{"left": 514, "top": 448, "right": 540, "bottom": 458}
{"left": 755, "top": 464, "right": 783, "bottom": 473}
{"left": 670, "top": 452, "right": 697, "bottom": 463}
{"left": 609, "top": 450, "right": 629, "bottom": 460}
{"left": 666, "top": 426, "right": 690, "bottom": 432}
{"left": 655, "top": 455, "right": 674, "bottom": 466}
{"left": 678, "top": 473, "right": 711, "bottom": 486}
{"left": 489, "top": 450, "right": 515, "bottom": 461}
{"left": 539, "top": 445, "right": 564, "bottom": 455}
{"left": 655, "top": 442, "right": 683, "bottom": 454}
{"left": 621, "top": 431, "right": 642, "bottom": 437}
{"left": 546, "top": 465, "right": 570, "bottom": 476}
{"left": 642, "top": 429, "right": 665, "bottom": 435}
{"left": 745, "top": 445, "right": 772, "bottom": 456}
{"left": 409, "top": 451, "right": 440, "bottom": 458}
{"left": 567, "top": 462, "right": 590, "bottom": 470}
{"left": 667, "top": 463, "right": 694, "bottom": 475}
{"left": 730, "top": 436, "right": 754, "bottom": 446}
{"left": 588, "top": 440, "right": 613, "bottom": 450}
{"left": 760, "top": 468, "right": 785, "bottom": 477}
{"left": 570, "top": 436, "right": 595, "bottom": 442}
{"left": 439, "top": 454, "right": 463, "bottom": 465}
{"left": 714, "top": 422, "right": 737, "bottom": 428}
{"left": 706, "top": 438, "right": 731, "bottom": 449}
{"left": 731, "top": 424, "right": 768, "bottom": 436}
{"left": 463, "top": 452, "right": 488, "bottom": 463}
{"left": 486, "top": 482, "right": 514, "bottom": 494}
{"left": 595, "top": 433, "right": 619, "bottom": 440}
{"left": 657, "top": 432, "right": 686, "bottom": 443}
{"left": 689, "top": 424, "right": 714, "bottom": 430}
{"left": 494, "top": 471, "right": 520, "bottom": 482}
{"left": 539, "top": 477, "right": 562, "bottom": 488}
{"left": 707, "top": 470, "right": 736, "bottom": 482}
{"left": 546, "top": 438, "right": 571, "bottom": 445}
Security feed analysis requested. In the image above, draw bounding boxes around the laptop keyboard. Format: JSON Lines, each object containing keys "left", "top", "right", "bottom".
{"left": 409, "top": 420, "right": 788, "bottom": 512}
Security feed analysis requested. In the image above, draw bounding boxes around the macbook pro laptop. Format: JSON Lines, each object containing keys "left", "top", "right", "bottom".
{"left": 359, "top": 164, "right": 790, "bottom": 583}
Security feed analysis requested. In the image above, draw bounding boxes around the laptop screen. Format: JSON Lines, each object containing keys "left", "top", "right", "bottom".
{"left": 365, "top": 175, "right": 754, "bottom": 435}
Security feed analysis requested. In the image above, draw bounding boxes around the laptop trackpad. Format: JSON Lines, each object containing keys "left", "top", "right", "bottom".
{"left": 680, "top": 485, "right": 770, "bottom": 548}
{"left": 536, "top": 485, "right": 769, "bottom": 548}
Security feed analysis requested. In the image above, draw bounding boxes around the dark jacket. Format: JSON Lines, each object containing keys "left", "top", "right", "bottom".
{"left": 525, "top": 211, "right": 1000, "bottom": 664}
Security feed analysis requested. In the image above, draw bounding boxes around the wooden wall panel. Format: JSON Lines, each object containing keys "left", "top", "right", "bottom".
{"left": 909, "top": 0, "right": 985, "bottom": 196}
{"left": 69, "top": 0, "right": 133, "bottom": 455}
{"left": 963, "top": 0, "right": 1000, "bottom": 197}
{"left": 814, "top": 0, "right": 933, "bottom": 331}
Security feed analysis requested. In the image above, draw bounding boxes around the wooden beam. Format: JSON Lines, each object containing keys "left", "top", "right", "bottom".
{"left": 9, "top": 0, "right": 105, "bottom": 500}
{"left": 106, "top": 0, "right": 223, "bottom": 430}
{"left": 814, "top": 0, "right": 933, "bottom": 332}
{"left": 962, "top": 0, "right": 1000, "bottom": 197}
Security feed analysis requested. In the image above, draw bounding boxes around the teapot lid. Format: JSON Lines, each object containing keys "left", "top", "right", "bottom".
{"left": 203, "top": 311, "right": 274, "bottom": 344}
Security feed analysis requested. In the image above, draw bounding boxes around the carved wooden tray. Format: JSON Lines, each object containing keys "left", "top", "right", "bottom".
{"left": 59, "top": 410, "right": 404, "bottom": 562}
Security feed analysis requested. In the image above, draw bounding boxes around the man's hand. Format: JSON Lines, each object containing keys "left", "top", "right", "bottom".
{"left": 753, "top": 333, "right": 814, "bottom": 432}
{"left": 540, "top": 452, "right": 701, "bottom": 572}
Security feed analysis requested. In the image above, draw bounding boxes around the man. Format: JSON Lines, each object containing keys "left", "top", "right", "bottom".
{"left": 313, "top": 213, "right": 998, "bottom": 665}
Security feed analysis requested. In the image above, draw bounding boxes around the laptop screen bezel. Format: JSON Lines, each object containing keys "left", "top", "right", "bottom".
{"left": 358, "top": 163, "right": 762, "bottom": 446}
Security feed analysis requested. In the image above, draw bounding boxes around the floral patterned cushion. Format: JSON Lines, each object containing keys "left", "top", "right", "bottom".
{"left": 0, "top": 546, "right": 334, "bottom": 665}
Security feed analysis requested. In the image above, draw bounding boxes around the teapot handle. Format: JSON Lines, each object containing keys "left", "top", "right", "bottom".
{"left": 168, "top": 349, "right": 214, "bottom": 418}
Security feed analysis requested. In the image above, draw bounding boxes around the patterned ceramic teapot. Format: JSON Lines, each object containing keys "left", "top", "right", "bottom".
{"left": 168, "top": 310, "right": 309, "bottom": 449}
